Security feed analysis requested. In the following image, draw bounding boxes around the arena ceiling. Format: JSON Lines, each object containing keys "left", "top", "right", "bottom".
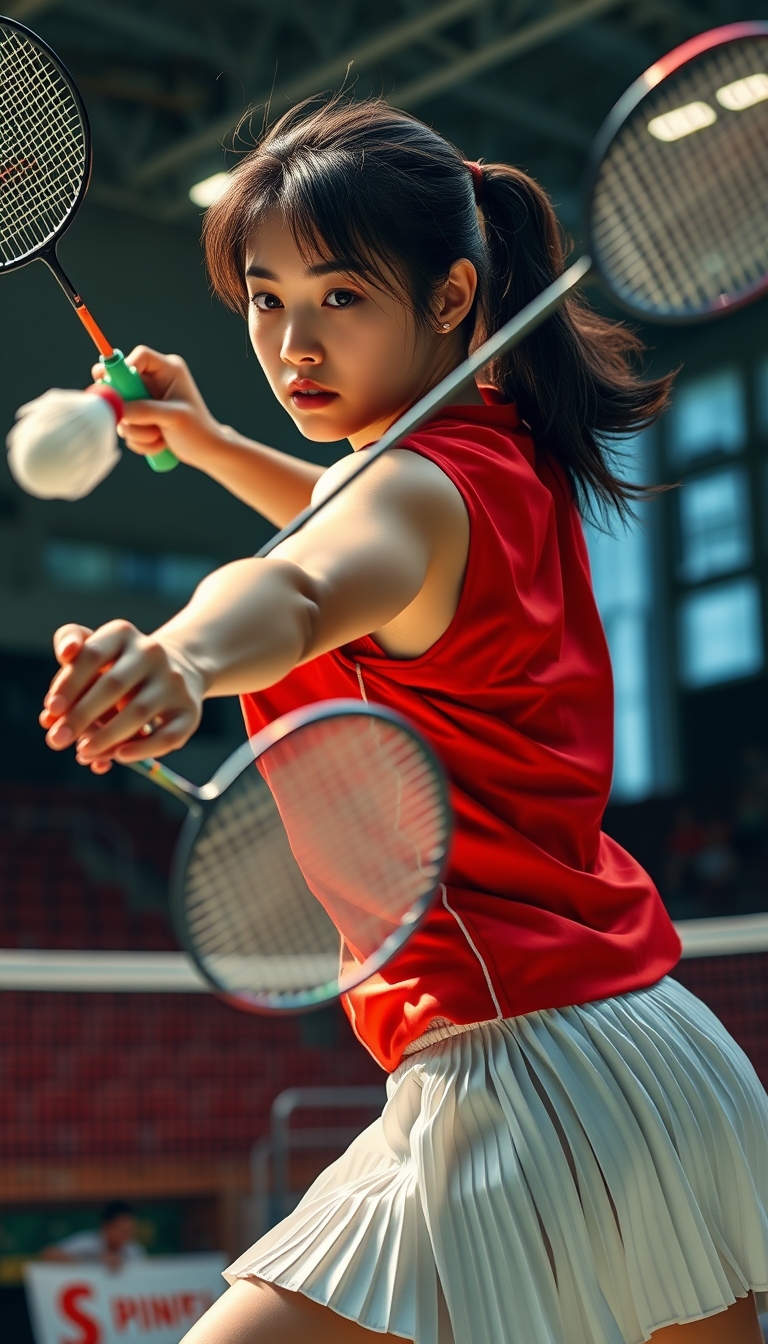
{"left": 5, "top": 0, "right": 762, "bottom": 232}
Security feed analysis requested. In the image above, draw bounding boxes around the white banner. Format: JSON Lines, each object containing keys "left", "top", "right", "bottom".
{"left": 24, "top": 1256, "right": 227, "bottom": 1344}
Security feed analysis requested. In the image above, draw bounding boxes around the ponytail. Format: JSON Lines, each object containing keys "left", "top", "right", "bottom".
{"left": 204, "top": 97, "right": 673, "bottom": 518}
{"left": 476, "top": 163, "right": 673, "bottom": 517}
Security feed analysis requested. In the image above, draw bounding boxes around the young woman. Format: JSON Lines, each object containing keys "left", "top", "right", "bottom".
{"left": 40, "top": 99, "right": 768, "bottom": 1344}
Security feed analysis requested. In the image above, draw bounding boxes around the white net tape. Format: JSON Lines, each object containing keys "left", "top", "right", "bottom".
{"left": 0, "top": 23, "right": 87, "bottom": 266}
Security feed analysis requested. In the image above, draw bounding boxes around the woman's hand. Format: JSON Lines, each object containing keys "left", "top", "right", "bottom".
{"left": 92, "top": 346, "right": 225, "bottom": 469}
{"left": 40, "top": 621, "right": 205, "bottom": 773}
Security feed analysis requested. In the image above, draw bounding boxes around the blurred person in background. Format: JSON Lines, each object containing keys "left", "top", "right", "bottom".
{"left": 41, "top": 1200, "right": 146, "bottom": 1271}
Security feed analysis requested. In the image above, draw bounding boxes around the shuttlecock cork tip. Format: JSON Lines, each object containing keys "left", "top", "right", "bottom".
{"left": 85, "top": 382, "right": 124, "bottom": 422}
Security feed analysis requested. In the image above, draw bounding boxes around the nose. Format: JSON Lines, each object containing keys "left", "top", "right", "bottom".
{"left": 280, "top": 317, "right": 322, "bottom": 367}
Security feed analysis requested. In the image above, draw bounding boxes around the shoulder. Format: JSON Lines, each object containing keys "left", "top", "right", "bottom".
{"left": 56, "top": 1231, "right": 102, "bottom": 1255}
{"left": 311, "top": 443, "right": 467, "bottom": 529}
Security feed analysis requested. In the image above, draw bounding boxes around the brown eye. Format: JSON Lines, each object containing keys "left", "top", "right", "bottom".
{"left": 251, "top": 293, "right": 282, "bottom": 311}
{"left": 325, "top": 290, "right": 358, "bottom": 308}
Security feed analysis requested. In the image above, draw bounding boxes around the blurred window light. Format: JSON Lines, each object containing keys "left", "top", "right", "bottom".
{"left": 757, "top": 355, "right": 768, "bottom": 435}
{"left": 679, "top": 576, "right": 763, "bottom": 688}
{"left": 45, "top": 540, "right": 113, "bottom": 591}
{"left": 45, "top": 540, "right": 218, "bottom": 600}
{"left": 647, "top": 101, "right": 717, "bottom": 142}
{"left": 189, "top": 172, "right": 230, "bottom": 208}
{"left": 156, "top": 554, "right": 217, "bottom": 599}
{"left": 668, "top": 368, "right": 746, "bottom": 465}
{"left": 716, "top": 72, "right": 768, "bottom": 111}
{"left": 678, "top": 467, "right": 751, "bottom": 583}
{"left": 586, "top": 431, "right": 657, "bottom": 801}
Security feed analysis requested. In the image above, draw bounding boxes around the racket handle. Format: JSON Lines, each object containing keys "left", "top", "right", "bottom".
{"left": 98, "top": 350, "right": 179, "bottom": 473}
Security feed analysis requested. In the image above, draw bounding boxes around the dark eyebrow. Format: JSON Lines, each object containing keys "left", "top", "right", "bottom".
{"left": 245, "top": 259, "right": 364, "bottom": 281}
{"left": 305, "top": 259, "right": 364, "bottom": 279}
{"left": 245, "top": 264, "right": 278, "bottom": 280}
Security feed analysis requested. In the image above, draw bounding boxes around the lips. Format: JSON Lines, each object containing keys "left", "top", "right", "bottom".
{"left": 288, "top": 381, "right": 338, "bottom": 411}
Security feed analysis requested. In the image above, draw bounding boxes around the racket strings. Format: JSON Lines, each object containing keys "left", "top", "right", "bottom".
{"left": 180, "top": 714, "right": 449, "bottom": 1005}
{"left": 0, "top": 24, "right": 87, "bottom": 265}
{"left": 591, "top": 35, "right": 768, "bottom": 317}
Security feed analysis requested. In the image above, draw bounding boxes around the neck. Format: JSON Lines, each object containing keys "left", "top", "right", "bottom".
{"left": 349, "top": 371, "right": 485, "bottom": 453}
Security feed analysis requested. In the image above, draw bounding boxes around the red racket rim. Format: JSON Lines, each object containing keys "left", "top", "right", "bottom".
{"left": 583, "top": 20, "right": 768, "bottom": 325}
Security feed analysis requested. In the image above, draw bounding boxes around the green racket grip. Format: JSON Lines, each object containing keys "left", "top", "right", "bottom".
{"left": 99, "top": 350, "right": 179, "bottom": 473}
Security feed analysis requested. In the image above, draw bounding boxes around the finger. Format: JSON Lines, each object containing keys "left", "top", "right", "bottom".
{"left": 88, "top": 758, "right": 113, "bottom": 775}
{"left": 114, "top": 713, "right": 198, "bottom": 762}
{"left": 53, "top": 624, "right": 92, "bottom": 665}
{"left": 117, "top": 398, "right": 188, "bottom": 425}
{"left": 77, "top": 703, "right": 196, "bottom": 763}
{"left": 47, "top": 648, "right": 151, "bottom": 749}
{"left": 124, "top": 346, "right": 186, "bottom": 399}
{"left": 74, "top": 679, "right": 190, "bottom": 758}
{"left": 117, "top": 422, "right": 166, "bottom": 445}
{"left": 45, "top": 625, "right": 94, "bottom": 717}
{"left": 118, "top": 427, "right": 167, "bottom": 457}
{"left": 91, "top": 365, "right": 105, "bottom": 383}
{"left": 44, "top": 623, "right": 139, "bottom": 733}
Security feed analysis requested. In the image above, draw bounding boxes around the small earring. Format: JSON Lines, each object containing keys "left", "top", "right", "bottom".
{"left": 442, "top": 322, "right": 450, "bottom": 330}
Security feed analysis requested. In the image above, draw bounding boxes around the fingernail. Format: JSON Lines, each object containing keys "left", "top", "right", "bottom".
{"left": 47, "top": 694, "right": 66, "bottom": 715}
{"left": 48, "top": 724, "right": 73, "bottom": 747}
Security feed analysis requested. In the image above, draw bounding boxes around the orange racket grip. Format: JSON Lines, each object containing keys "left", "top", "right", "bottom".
{"left": 76, "top": 303, "right": 114, "bottom": 358}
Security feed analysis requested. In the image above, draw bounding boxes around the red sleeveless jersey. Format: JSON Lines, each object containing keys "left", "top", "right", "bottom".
{"left": 242, "top": 399, "right": 681, "bottom": 1071}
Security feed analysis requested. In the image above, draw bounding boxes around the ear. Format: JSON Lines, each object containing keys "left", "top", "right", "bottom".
{"left": 436, "top": 259, "right": 478, "bottom": 332}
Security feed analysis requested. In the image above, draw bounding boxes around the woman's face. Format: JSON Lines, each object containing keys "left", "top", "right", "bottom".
{"left": 244, "top": 211, "right": 478, "bottom": 450}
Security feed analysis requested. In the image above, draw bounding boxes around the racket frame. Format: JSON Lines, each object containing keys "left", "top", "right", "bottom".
{"left": 0, "top": 17, "right": 93, "bottom": 292}
{"left": 583, "top": 20, "right": 768, "bottom": 325}
{"left": 1, "top": 15, "right": 179, "bottom": 466}
{"left": 134, "top": 699, "right": 452, "bottom": 1014}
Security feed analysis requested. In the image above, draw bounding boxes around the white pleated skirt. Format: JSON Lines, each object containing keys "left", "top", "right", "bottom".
{"left": 224, "top": 976, "right": 768, "bottom": 1343}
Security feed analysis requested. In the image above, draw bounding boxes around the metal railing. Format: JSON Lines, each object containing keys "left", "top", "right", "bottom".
{"left": 250, "top": 1086, "right": 387, "bottom": 1235}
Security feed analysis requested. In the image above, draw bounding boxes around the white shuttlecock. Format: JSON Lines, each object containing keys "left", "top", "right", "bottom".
{"left": 6, "top": 386, "right": 123, "bottom": 501}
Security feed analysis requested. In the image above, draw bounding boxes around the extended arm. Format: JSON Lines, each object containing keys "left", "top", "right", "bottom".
{"left": 41, "top": 449, "right": 467, "bottom": 768}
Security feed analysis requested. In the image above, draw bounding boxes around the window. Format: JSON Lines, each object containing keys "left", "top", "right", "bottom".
{"left": 44, "top": 541, "right": 218, "bottom": 601}
{"left": 757, "top": 355, "right": 768, "bottom": 435}
{"left": 668, "top": 369, "right": 746, "bottom": 465}
{"left": 586, "top": 431, "right": 664, "bottom": 801}
{"left": 678, "top": 466, "right": 751, "bottom": 582}
{"left": 678, "top": 576, "right": 763, "bottom": 688}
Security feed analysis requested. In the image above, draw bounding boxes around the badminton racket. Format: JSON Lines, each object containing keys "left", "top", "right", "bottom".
{"left": 253, "top": 20, "right": 768, "bottom": 559}
{"left": 0, "top": 15, "right": 177, "bottom": 472}
{"left": 126, "top": 21, "right": 768, "bottom": 1013}
{"left": 130, "top": 700, "right": 451, "bottom": 1014}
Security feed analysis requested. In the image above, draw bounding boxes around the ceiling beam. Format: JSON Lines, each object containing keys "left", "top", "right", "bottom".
{"left": 455, "top": 79, "right": 593, "bottom": 151}
{"left": 129, "top": 0, "right": 492, "bottom": 186}
{"left": 394, "top": 0, "right": 632, "bottom": 110}
{"left": 60, "top": 0, "right": 219, "bottom": 64}
{"left": 567, "top": 17, "right": 655, "bottom": 70}
{"left": 3, "top": 0, "right": 62, "bottom": 19}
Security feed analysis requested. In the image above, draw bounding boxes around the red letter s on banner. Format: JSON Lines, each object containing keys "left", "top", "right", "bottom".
{"left": 59, "top": 1284, "right": 101, "bottom": 1344}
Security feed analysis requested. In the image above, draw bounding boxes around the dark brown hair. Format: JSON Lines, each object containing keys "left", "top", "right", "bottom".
{"left": 203, "top": 96, "right": 673, "bottom": 516}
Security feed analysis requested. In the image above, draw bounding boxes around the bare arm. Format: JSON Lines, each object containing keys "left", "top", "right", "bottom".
{"left": 40, "top": 450, "right": 467, "bottom": 766}
{"left": 99, "top": 346, "right": 327, "bottom": 526}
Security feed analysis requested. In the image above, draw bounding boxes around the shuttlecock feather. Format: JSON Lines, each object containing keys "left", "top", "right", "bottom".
{"left": 6, "top": 386, "right": 123, "bottom": 501}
